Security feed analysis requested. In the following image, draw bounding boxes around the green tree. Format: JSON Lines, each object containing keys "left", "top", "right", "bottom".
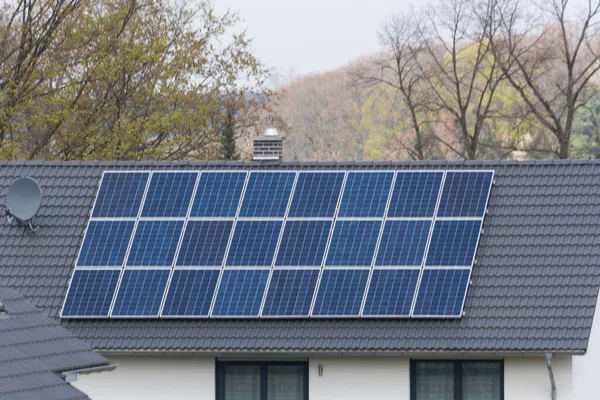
{"left": 221, "top": 107, "right": 239, "bottom": 160}
{"left": 0, "top": 0, "right": 273, "bottom": 160}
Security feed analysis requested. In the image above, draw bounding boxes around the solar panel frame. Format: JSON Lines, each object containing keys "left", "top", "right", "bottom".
{"left": 110, "top": 269, "right": 171, "bottom": 317}
{"left": 362, "top": 268, "right": 421, "bottom": 317}
{"left": 91, "top": 171, "right": 149, "bottom": 218}
{"left": 238, "top": 171, "right": 296, "bottom": 218}
{"left": 62, "top": 169, "right": 494, "bottom": 320}
{"left": 60, "top": 269, "right": 121, "bottom": 318}
{"left": 411, "top": 268, "right": 471, "bottom": 317}
{"left": 189, "top": 171, "right": 247, "bottom": 218}
{"left": 140, "top": 172, "right": 198, "bottom": 218}
{"left": 211, "top": 268, "right": 271, "bottom": 317}
{"left": 287, "top": 171, "right": 345, "bottom": 218}
{"left": 160, "top": 269, "right": 221, "bottom": 317}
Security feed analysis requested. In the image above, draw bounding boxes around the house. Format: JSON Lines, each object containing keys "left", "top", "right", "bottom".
{"left": 1, "top": 136, "right": 600, "bottom": 399}
{"left": 0, "top": 285, "right": 114, "bottom": 399}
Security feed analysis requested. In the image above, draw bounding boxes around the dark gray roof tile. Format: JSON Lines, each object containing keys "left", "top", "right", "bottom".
{"left": 1, "top": 160, "right": 599, "bottom": 354}
{"left": 0, "top": 287, "right": 110, "bottom": 399}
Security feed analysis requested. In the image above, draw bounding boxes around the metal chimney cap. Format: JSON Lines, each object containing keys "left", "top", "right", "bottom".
{"left": 264, "top": 128, "right": 279, "bottom": 137}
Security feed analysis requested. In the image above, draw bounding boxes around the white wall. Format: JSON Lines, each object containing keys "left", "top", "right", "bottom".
{"left": 573, "top": 293, "right": 600, "bottom": 400}
{"left": 505, "top": 356, "right": 572, "bottom": 400}
{"left": 309, "top": 356, "right": 410, "bottom": 400}
{"left": 73, "top": 355, "right": 215, "bottom": 400}
{"left": 73, "top": 354, "right": 572, "bottom": 400}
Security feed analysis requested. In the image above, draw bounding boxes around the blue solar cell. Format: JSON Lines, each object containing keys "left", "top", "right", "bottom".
{"left": 325, "top": 221, "right": 381, "bottom": 266}
{"left": 226, "top": 221, "right": 282, "bottom": 266}
{"left": 211, "top": 269, "right": 270, "bottom": 316}
{"left": 176, "top": 221, "right": 232, "bottom": 266}
{"left": 62, "top": 270, "right": 120, "bottom": 316}
{"left": 161, "top": 269, "right": 220, "bottom": 316}
{"left": 127, "top": 221, "right": 184, "bottom": 266}
{"left": 437, "top": 171, "right": 493, "bottom": 217}
{"left": 92, "top": 172, "right": 149, "bottom": 218}
{"left": 262, "top": 269, "right": 319, "bottom": 316}
{"left": 362, "top": 269, "right": 419, "bottom": 316}
{"left": 141, "top": 172, "right": 197, "bottom": 217}
{"left": 190, "top": 172, "right": 246, "bottom": 217}
{"left": 239, "top": 172, "right": 295, "bottom": 217}
{"left": 77, "top": 221, "right": 134, "bottom": 267}
{"left": 275, "top": 221, "right": 331, "bottom": 266}
{"left": 288, "top": 172, "right": 344, "bottom": 217}
{"left": 111, "top": 269, "right": 170, "bottom": 316}
{"left": 376, "top": 221, "right": 431, "bottom": 266}
{"left": 312, "top": 269, "right": 369, "bottom": 316}
{"left": 425, "top": 220, "right": 482, "bottom": 266}
{"left": 338, "top": 172, "right": 393, "bottom": 217}
{"left": 387, "top": 172, "right": 443, "bottom": 217}
{"left": 413, "top": 268, "right": 470, "bottom": 316}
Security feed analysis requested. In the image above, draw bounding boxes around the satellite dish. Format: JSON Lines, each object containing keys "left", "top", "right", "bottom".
{"left": 5, "top": 177, "right": 42, "bottom": 230}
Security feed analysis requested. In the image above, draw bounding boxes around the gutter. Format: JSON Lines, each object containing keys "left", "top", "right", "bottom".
{"left": 61, "top": 364, "right": 117, "bottom": 383}
{"left": 545, "top": 353, "right": 557, "bottom": 400}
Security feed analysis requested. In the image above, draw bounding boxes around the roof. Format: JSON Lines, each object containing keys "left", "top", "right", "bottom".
{"left": 0, "top": 286, "right": 112, "bottom": 400}
{"left": 0, "top": 159, "right": 599, "bottom": 355}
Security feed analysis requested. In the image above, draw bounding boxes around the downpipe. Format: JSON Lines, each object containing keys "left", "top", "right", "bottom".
{"left": 545, "top": 353, "right": 557, "bottom": 400}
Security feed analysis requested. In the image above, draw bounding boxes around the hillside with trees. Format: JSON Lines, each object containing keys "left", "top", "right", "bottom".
{"left": 277, "top": 0, "right": 600, "bottom": 161}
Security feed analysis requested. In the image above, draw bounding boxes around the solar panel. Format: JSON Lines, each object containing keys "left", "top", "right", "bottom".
{"left": 161, "top": 269, "right": 220, "bottom": 316}
{"left": 111, "top": 269, "right": 170, "bottom": 316}
{"left": 262, "top": 269, "right": 319, "bottom": 316}
{"left": 226, "top": 221, "right": 282, "bottom": 266}
{"left": 176, "top": 221, "right": 232, "bottom": 266}
{"left": 77, "top": 221, "right": 134, "bottom": 267}
{"left": 239, "top": 172, "right": 295, "bottom": 217}
{"left": 425, "top": 220, "right": 482, "bottom": 267}
{"left": 190, "top": 172, "right": 246, "bottom": 217}
{"left": 437, "top": 171, "right": 493, "bottom": 217}
{"left": 312, "top": 269, "right": 369, "bottom": 316}
{"left": 212, "top": 269, "right": 270, "bottom": 316}
{"left": 338, "top": 172, "right": 393, "bottom": 217}
{"left": 412, "top": 269, "right": 470, "bottom": 316}
{"left": 63, "top": 168, "right": 493, "bottom": 320}
{"left": 376, "top": 220, "right": 430, "bottom": 267}
{"left": 127, "top": 221, "right": 184, "bottom": 267}
{"left": 325, "top": 221, "right": 381, "bottom": 266}
{"left": 362, "top": 269, "right": 420, "bottom": 316}
{"left": 92, "top": 172, "right": 148, "bottom": 218}
{"left": 141, "top": 172, "right": 197, "bottom": 217}
{"left": 387, "top": 172, "right": 443, "bottom": 217}
{"left": 275, "top": 221, "right": 331, "bottom": 267}
{"left": 61, "top": 270, "right": 120, "bottom": 317}
{"left": 288, "top": 172, "right": 344, "bottom": 217}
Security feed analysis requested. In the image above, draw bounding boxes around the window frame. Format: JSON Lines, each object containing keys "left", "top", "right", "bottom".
{"left": 410, "top": 359, "right": 504, "bottom": 400}
{"left": 216, "top": 360, "right": 309, "bottom": 400}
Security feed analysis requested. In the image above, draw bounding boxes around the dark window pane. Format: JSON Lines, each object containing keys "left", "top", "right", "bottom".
{"left": 267, "top": 365, "right": 305, "bottom": 400}
{"left": 223, "top": 365, "right": 261, "bottom": 400}
{"left": 462, "top": 362, "right": 502, "bottom": 400}
{"left": 415, "top": 362, "right": 454, "bottom": 400}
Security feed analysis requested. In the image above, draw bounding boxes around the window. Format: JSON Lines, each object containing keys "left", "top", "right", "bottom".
{"left": 216, "top": 361, "right": 308, "bottom": 400}
{"left": 411, "top": 360, "right": 503, "bottom": 400}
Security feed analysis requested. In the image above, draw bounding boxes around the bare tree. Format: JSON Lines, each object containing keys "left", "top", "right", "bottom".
{"left": 352, "top": 14, "right": 434, "bottom": 160}
{"left": 487, "top": 0, "right": 600, "bottom": 158}
{"left": 415, "top": 0, "right": 505, "bottom": 160}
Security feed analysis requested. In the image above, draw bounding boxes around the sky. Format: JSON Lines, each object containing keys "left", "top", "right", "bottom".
{"left": 214, "top": 0, "right": 418, "bottom": 77}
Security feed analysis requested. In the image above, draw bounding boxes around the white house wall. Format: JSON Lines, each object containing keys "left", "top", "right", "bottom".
{"left": 73, "top": 355, "right": 215, "bottom": 400}
{"left": 74, "top": 354, "right": 572, "bottom": 400}
{"left": 308, "top": 357, "right": 410, "bottom": 400}
{"left": 573, "top": 292, "right": 600, "bottom": 400}
{"left": 504, "top": 356, "right": 572, "bottom": 400}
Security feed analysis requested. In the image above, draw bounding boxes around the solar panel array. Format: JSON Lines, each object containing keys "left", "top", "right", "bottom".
{"left": 61, "top": 169, "right": 493, "bottom": 319}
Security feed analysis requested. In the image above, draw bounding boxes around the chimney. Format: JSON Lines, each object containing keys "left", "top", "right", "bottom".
{"left": 252, "top": 128, "right": 284, "bottom": 161}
